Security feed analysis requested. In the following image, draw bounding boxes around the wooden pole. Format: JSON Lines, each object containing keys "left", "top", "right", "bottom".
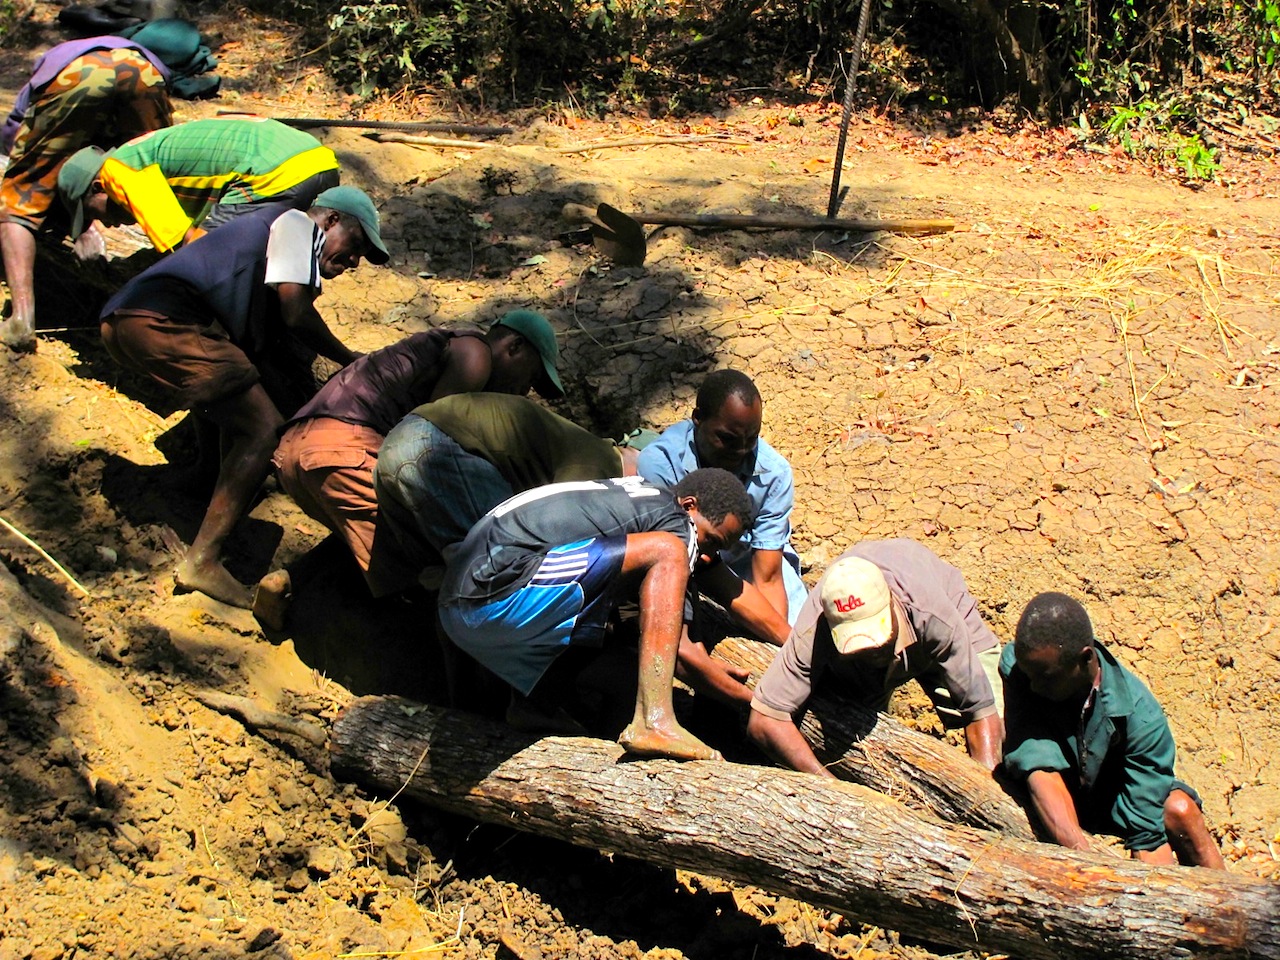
{"left": 331, "top": 697, "right": 1280, "bottom": 960}
{"left": 561, "top": 204, "right": 955, "bottom": 237}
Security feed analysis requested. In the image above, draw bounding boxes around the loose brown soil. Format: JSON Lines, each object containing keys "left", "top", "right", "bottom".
{"left": 1, "top": 7, "right": 1279, "bottom": 960}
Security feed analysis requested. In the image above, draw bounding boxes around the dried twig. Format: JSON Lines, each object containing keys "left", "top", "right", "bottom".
{"left": 552, "top": 134, "right": 751, "bottom": 154}
{"left": 0, "top": 514, "right": 89, "bottom": 596}
{"left": 367, "top": 132, "right": 496, "bottom": 150}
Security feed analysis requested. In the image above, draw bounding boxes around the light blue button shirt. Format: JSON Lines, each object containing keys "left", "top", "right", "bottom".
{"left": 637, "top": 419, "right": 807, "bottom": 623}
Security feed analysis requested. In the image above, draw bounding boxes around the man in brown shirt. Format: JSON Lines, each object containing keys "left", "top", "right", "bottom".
{"left": 748, "top": 539, "right": 1005, "bottom": 775}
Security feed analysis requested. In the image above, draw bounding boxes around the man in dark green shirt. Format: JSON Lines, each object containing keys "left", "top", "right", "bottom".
{"left": 1001, "top": 592, "right": 1224, "bottom": 868}
{"left": 375, "top": 392, "right": 632, "bottom": 571}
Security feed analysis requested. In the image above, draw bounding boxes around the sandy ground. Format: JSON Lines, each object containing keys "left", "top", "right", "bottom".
{"left": 1, "top": 7, "right": 1279, "bottom": 959}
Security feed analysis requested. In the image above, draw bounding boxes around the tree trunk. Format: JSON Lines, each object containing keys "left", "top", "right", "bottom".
{"left": 331, "top": 697, "right": 1280, "bottom": 960}
{"left": 712, "top": 636, "right": 1033, "bottom": 838}
{"left": 919, "top": 0, "right": 1055, "bottom": 115}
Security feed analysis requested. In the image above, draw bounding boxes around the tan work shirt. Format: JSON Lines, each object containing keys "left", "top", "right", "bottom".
{"left": 751, "top": 539, "right": 1000, "bottom": 728}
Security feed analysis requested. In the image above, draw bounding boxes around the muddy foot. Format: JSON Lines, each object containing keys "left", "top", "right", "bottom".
{"left": 618, "top": 721, "right": 721, "bottom": 761}
{"left": 1, "top": 315, "right": 36, "bottom": 354}
{"left": 175, "top": 556, "right": 253, "bottom": 609}
{"left": 252, "top": 569, "right": 293, "bottom": 630}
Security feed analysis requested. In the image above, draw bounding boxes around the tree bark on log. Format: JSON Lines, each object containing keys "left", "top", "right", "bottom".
{"left": 712, "top": 636, "right": 1033, "bottom": 838}
{"left": 331, "top": 697, "right": 1280, "bottom": 960}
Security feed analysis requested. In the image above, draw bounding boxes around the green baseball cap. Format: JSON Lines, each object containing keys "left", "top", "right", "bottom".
{"left": 493, "top": 309, "right": 564, "bottom": 398}
{"left": 58, "top": 146, "right": 110, "bottom": 239}
{"left": 313, "top": 185, "right": 390, "bottom": 264}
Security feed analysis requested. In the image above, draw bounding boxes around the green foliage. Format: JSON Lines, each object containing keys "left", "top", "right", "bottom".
{"left": 1257, "top": 0, "right": 1280, "bottom": 65}
{"left": 1096, "top": 98, "right": 1220, "bottom": 181}
{"left": 0, "top": 0, "right": 21, "bottom": 45}
{"left": 1245, "top": 0, "right": 1280, "bottom": 91}
{"left": 272, "top": 0, "right": 670, "bottom": 101}
{"left": 325, "top": 0, "right": 461, "bottom": 94}
{"left": 251, "top": 0, "right": 1279, "bottom": 126}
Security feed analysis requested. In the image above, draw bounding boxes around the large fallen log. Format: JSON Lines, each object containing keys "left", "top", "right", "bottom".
{"left": 331, "top": 697, "right": 1280, "bottom": 960}
{"left": 713, "top": 636, "right": 1032, "bottom": 837}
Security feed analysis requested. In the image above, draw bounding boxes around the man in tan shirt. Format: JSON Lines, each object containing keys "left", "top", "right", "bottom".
{"left": 748, "top": 539, "right": 1005, "bottom": 775}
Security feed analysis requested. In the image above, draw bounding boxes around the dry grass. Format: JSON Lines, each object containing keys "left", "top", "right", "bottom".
{"left": 838, "top": 222, "right": 1278, "bottom": 354}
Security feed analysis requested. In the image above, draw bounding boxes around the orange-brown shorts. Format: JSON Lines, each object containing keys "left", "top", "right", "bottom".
{"left": 100, "top": 309, "right": 259, "bottom": 412}
{"left": 273, "top": 417, "right": 414, "bottom": 597}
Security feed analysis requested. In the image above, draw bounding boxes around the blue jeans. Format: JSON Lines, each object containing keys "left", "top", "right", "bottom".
{"left": 374, "top": 414, "right": 515, "bottom": 568}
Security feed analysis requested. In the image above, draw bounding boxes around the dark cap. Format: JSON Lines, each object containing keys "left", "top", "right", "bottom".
{"left": 58, "top": 146, "right": 110, "bottom": 239}
{"left": 313, "top": 185, "right": 390, "bottom": 265}
{"left": 492, "top": 309, "right": 564, "bottom": 398}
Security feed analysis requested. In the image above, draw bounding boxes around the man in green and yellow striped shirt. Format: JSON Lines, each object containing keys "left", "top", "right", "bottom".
{"left": 57, "top": 115, "right": 339, "bottom": 254}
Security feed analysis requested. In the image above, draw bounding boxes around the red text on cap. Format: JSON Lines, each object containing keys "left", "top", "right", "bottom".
{"left": 833, "top": 595, "right": 865, "bottom": 614}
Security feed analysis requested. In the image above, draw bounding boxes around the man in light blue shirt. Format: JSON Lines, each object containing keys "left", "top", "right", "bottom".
{"left": 639, "top": 369, "right": 807, "bottom": 625}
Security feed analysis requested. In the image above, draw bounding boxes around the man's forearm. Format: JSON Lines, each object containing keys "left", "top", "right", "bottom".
{"left": 1026, "top": 770, "right": 1090, "bottom": 849}
{"left": 963, "top": 713, "right": 1004, "bottom": 771}
{"left": 727, "top": 581, "right": 791, "bottom": 645}
{"left": 746, "top": 710, "right": 835, "bottom": 777}
{"left": 286, "top": 303, "right": 360, "bottom": 366}
{"left": 676, "top": 651, "right": 752, "bottom": 707}
{"left": 695, "top": 563, "right": 790, "bottom": 645}
{"left": 750, "top": 548, "right": 790, "bottom": 623}
{"left": 756, "top": 574, "right": 788, "bottom": 624}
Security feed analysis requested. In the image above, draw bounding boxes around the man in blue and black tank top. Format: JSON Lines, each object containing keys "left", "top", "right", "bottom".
{"left": 439, "top": 468, "right": 755, "bottom": 762}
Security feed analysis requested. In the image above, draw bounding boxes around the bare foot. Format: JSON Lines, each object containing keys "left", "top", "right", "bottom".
{"left": 1, "top": 313, "right": 36, "bottom": 354}
{"left": 618, "top": 720, "right": 721, "bottom": 761}
{"left": 175, "top": 555, "right": 252, "bottom": 609}
{"left": 252, "top": 569, "right": 293, "bottom": 630}
{"left": 506, "top": 693, "right": 588, "bottom": 736}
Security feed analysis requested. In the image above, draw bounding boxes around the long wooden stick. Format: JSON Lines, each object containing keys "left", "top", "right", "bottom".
{"left": 366, "top": 132, "right": 497, "bottom": 150}
{"left": 216, "top": 112, "right": 512, "bottom": 136}
{"left": 625, "top": 210, "right": 955, "bottom": 234}
{"left": 0, "top": 514, "right": 89, "bottom": 596}
{"left": 563, "top": 203, "right": 954, "bottom": 236}
{"left": 552, "top": 135, "right": 752, "bottom": 154}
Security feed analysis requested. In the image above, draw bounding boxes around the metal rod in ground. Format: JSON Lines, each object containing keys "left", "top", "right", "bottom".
{"left": 826, "top": 0, "right": 875, "bottom": 219}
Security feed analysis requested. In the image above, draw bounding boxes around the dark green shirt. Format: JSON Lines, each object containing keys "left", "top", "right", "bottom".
{"left": 1000, "top": 640, "right": 1178, "bottom": 851}
{"left": 413, "top": 393, "right": 622, "bottom": 492}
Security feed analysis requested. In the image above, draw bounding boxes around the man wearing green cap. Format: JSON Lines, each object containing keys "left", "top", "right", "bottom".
{"left": 98, "top": 185, "right": 389, "bottom": 608}
{"left": 57, "top": 117, "right": 340, "bottom": 257}
{"left": 253, "top": 308, "right": 564, "bottom": 627}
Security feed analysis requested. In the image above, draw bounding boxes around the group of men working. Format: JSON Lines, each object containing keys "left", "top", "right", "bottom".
{"left": 0, "top": 34, "right": 1224, "bottom": 870}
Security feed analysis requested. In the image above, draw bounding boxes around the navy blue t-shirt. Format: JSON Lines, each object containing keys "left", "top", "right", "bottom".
{"left": 441, "top": 477, "right": 696, "bottom": 605}
{"left": 101, "top": 205, "right": 285, "bottom": 354}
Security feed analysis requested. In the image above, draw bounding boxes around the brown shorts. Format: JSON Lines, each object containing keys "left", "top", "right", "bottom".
{"left": 100, "top": 309, "right": 260, "bottom": 411}
{"left": 273, "top": 417, "right": 414, "bottom": 598}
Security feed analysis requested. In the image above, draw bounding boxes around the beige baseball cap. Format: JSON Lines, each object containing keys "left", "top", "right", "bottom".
{"left": 820, "top": 556, "right": 894, "bottom": 655}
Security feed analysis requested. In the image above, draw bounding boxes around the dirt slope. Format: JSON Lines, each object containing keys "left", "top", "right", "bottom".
{"left": 1, "top": 8, "right": 1279, "bottom": 960}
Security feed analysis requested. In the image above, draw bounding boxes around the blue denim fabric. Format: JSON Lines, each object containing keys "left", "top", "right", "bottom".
{"left": 375, "top": 414, "right": 515, "bottom": 568}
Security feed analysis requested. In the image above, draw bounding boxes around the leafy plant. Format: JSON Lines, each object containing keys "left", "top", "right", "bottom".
{"left": 1249, "top": 0, "right": 1280, "bottom": 91}
{"left": 0, "top": 0, "right": 21, "bottom": 45}
{"left": 326, "top": 0, "right": 463, "bottom": 93}
{"left": 1099, "top": 98, "right": 1220, "bottom": 181}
